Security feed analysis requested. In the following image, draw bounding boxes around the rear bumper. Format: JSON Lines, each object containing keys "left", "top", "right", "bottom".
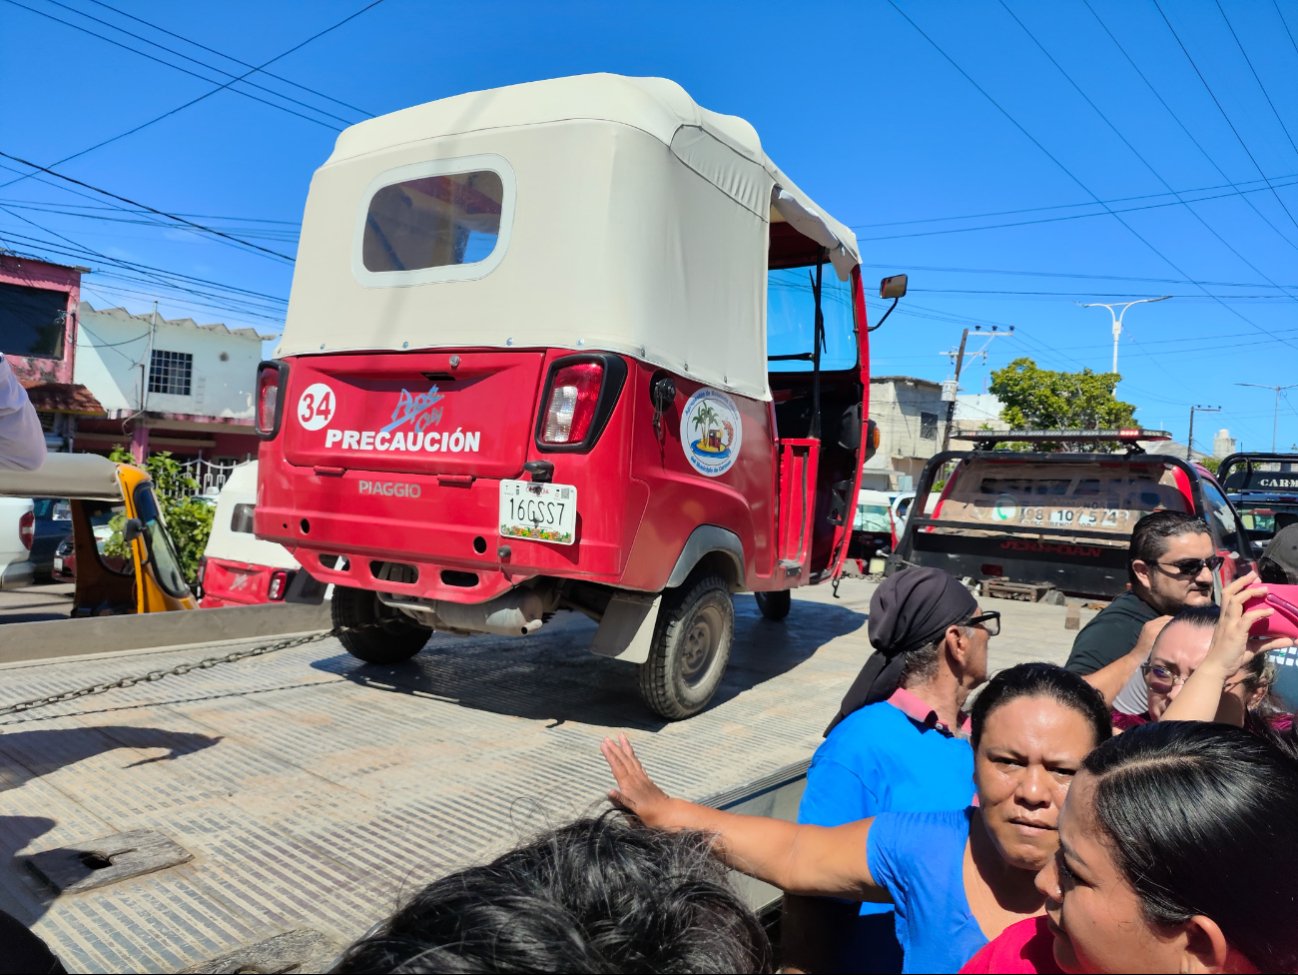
{"left": 257, "top": 466, "right": 643, "bottom": 604}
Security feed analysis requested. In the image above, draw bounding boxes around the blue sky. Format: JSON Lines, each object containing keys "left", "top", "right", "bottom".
{"left": 2, "top": 0, "right": 1297, "bottom": 453}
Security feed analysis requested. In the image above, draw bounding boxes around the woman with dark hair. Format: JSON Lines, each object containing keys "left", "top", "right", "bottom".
{"left": 601, "top": 663, "right": 1110, "bottom": 974}
{"left": 1034, "top": 722, "right": 1298, "bottom": 973}
{"left": 1157, "top": 572, "right": 1294, "bottom": 731}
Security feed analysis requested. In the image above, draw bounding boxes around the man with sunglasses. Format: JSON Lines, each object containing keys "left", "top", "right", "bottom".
{"left": 1066, "top": 511, "right": 1218, "bottom": 714}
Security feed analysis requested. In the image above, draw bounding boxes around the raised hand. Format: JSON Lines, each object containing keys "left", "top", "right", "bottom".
{"left": 1207, "top": 572, "right": 1290, "bottom": 676}
{"left": 601, "top": 734, "right": 674, "bottom": 827}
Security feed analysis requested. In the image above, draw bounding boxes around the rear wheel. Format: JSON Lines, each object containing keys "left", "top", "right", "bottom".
{"left": 332, "top": 585, "right": 432, "bottom": 664}
{"left": 639, "top": 574, "right": 733, "bottom": 720}
{"left": 753, "top": 589, "right": 791, "bottom": 621}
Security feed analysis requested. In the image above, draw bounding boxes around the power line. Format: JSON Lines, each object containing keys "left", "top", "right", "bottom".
{"left": 0, "top": 227, "right": 286, "bottom": 304}
{"left": 856, "top": 260, "right": 1298, "bottom": 291}
{"left": 1151, "top": 0, "right": 1298, "bottom": 237}
{"left": 997, "top": 0, "right": 1298, "bottom": 315}
{"left": 39, "top": 0, "right": 359, "bottom": 125}
{"left": 1082, "top": 0, "right": 1298, "bottom": 256}
{"left": 0, "top": 197, "right": 300, "bottom": 226}
{"left": 79, "top": 0, "right": 375, "bottom": 118}
{"left": 885, "top": 1, "right": 1298, "bottom": 353}
{"left": 1214, "top": 0, "right": 1298, "bottom": 168}
{"left": 0, "top": 201, "right": 300, "bottom": 242}
{"left": 854, "top": 173, "right": 1298, "bottom": 241}
{"left": 0, "top": 151, "right": 295, "bottom": 263}
{"left": 0, "top": 0, "right": 386, "bottom": 192}
{"left": 1, "top": 0, "right": 344, "bottom": 130}
{"left": 851, "top": 170, "right": 1298, "bottom": 229}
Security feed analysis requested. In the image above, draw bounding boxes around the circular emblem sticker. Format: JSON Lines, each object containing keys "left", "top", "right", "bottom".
{"left": 992, "top": 494, "right": 1018, "bottom": 522}
{"left": 297, "top": 382, "right": 336, "bottom": 431}
{"left": 680, "top": 388, "right": 743, "bottom": 477}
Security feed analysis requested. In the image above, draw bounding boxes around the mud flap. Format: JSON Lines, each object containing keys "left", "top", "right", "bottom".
{"left": 590, "top": 592, "right": 662, "bottom": 663}
{"left": 284, "top": 569, "right": 328, "bottom": 605}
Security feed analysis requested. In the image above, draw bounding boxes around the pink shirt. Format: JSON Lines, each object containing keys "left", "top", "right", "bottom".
{"left": 959, "top": 916, "right": 1063, "bottom": 974}
{"left": 887, "top": 687, "right": 972, "bottom": 736}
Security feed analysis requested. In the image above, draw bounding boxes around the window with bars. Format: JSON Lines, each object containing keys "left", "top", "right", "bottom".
{"left": 920, "top": 411, "right": 939, "bottom": 440}
{"left": 148, "top": 349, "right": 192, "bottom": 396}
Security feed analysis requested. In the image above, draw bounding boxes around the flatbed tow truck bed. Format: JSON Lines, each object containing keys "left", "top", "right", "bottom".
{"left": 0, "top": 584, "right": 1090, "bottom": 973}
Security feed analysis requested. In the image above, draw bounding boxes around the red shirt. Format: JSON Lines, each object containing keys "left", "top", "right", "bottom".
{"left": 959, "top": 916, "right": 1063, "bottom": 974}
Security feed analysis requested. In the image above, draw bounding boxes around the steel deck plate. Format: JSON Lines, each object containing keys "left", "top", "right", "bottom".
{"left": 0, "top": 582, "right": 1087, "bottom": 973}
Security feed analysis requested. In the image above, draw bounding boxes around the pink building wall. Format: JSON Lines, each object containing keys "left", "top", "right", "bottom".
{"left": 0, "top": 254, "right": 84, "bottom": 384}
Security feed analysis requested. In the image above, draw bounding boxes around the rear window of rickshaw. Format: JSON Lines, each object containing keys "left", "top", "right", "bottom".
{"left": 362, "top": 169, "right": 506, "bottom": 274}
{"left": 767, "top": 266, "right": 857, "bottom": 371}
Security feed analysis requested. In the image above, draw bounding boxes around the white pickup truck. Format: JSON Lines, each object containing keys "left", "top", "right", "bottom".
{"left": 0, "top": 495, "right": 35, "bottom": 589}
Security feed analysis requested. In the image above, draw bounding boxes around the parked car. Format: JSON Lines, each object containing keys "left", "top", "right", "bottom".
{"left": 887, "top": 429, "right": 1253, "bottom": 600}
{"left": 198, "top": 461, "right": 301, "bottom": 608}
{"left": 0, "top": 496, "right": 34, "bottom": 590}
{"left": 848, "top": 488, "right": 894, "bottom": 562}
{"left": 1218, "top": 452, "right": 1298, "bottom": 553}
{"left": 53, "top": 520, "right": 119, "bottom": 581}
{"left": 30, "top": 497, "right": 72, "bottom": 580}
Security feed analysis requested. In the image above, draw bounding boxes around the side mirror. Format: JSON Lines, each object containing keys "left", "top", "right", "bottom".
{"left": 122, "top": 518, "right": 145, "bottom": 543}
{"left": 880, "top": 274, "right": 908, "bottom": 299}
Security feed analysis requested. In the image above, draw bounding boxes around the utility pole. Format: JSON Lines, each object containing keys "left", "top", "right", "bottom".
{"left": 940, "top": 329, "right": 969, "bottom": 454}
{"left": 1235, "top": 382, "right": 1298, "bottom": 451}
{"left": 939, "top": 325, "right": 1013, "bottom": 452}
{"left": 1186, "top": 404, "right": 1220, "bottom": 461}
{"left": 1077, "top": 295, "right": 1171, "bottom": 377}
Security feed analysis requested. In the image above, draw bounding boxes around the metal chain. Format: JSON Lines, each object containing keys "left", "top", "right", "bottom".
{"left": 0, "top": 628, "right": 347, "bottom": 718}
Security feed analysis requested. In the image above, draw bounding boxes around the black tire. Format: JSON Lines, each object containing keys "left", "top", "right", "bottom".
{"left": 639, "top": 574, "right": 734, "bottom": 720}
{"left": 332, "top": 585, "right": 432, "bottom": 664}
{"left": 753, "top": 589, "right": 791, "bottom": 621}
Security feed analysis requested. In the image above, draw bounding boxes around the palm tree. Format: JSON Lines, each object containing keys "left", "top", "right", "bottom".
{"left": 692, "top": 403, "right": 721, "bottom": 450}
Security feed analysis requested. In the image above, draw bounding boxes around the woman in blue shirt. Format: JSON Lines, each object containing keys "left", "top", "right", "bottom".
{"left": 602, "top": 664, "right": 1111, "bottom": 975}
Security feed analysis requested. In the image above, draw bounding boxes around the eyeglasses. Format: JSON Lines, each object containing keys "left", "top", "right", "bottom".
{"left": 964, "top": 611, "right": 1001, "bottom": 637}
{"left": 1151, "top": 555, "right": 1225, "bottom": 578}
{"left": 1141, "top": 662, "right": 1189, "bottom": 691}
{"left": 1144, "top": 661, "right": 1254, "bottom": 694}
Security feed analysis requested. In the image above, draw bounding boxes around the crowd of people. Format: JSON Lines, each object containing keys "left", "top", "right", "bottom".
{"left": 4, "top": 503, "right": 1297, "bottom": 972}
{"left": 333, "top": 510, "right": 1296, "bottom": 974}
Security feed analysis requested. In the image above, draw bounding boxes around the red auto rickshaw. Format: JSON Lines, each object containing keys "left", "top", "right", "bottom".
{"left": 256, "top": 74, "right": 901, "bottom": 718}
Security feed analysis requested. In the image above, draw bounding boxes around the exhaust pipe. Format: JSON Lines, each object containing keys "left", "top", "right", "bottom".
{"left": 379, "top": 587, "right": 551, "bottom": 637}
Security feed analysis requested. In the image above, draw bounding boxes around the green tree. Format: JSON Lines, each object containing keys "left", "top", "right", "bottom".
{"left": 104, "top": 447, "right": 214, "bottom": 585}
{"left": 989, "top": 357, "right": 1139, "bottom": 451}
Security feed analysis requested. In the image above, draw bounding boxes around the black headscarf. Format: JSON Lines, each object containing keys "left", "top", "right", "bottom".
{"left": 824, "top": 567, "right": 978, "bottom": 736}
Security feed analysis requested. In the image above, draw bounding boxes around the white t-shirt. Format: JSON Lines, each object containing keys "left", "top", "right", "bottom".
{"left": 0, "top": 357, "right": 47, "bottom": 471}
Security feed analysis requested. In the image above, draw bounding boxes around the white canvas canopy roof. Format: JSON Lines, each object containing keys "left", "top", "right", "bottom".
{"left": 0, "top": 452, "right": 123, "bottom": 501}
{"left": 278, "top": 74, "right": 861, "bottom": 400}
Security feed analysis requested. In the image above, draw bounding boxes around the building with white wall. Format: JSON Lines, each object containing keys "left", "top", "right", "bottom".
{"left": 73, "top": 303, "right": 272, "bottom": 462}
{"left": 860, "top": 376, "right": 949, "bottom": 491}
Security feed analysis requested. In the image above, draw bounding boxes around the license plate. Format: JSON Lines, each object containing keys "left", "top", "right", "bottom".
{"left": 499, "top": 480, "right": 577, "bottom": 545}
{"left": 53, "top": 557, "right": 63, "bottom": 572}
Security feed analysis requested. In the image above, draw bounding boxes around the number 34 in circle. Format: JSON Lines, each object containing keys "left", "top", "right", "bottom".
{"left": 297, "top": 382, "right": 336, "bottom": 431}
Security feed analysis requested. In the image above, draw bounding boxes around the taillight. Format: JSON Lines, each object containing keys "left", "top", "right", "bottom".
{"left": 267, "top": 569, "right": 290, "bottom": 601}
{"left": 541, "top": 362, "right": 604, "bottom": 445}
{"left": 256, "top": 362, "right": 282, "bottom": 437}
{"left": 18, "top": 511, "right": 33, "bottom": 551}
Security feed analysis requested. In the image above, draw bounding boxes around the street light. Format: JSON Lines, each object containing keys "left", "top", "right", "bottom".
{"left": 1078, "top": 296, "right": 1172, "bottom": 375}
{"left": 1235, "top": 382, "right": 1298, "bottom": 452}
